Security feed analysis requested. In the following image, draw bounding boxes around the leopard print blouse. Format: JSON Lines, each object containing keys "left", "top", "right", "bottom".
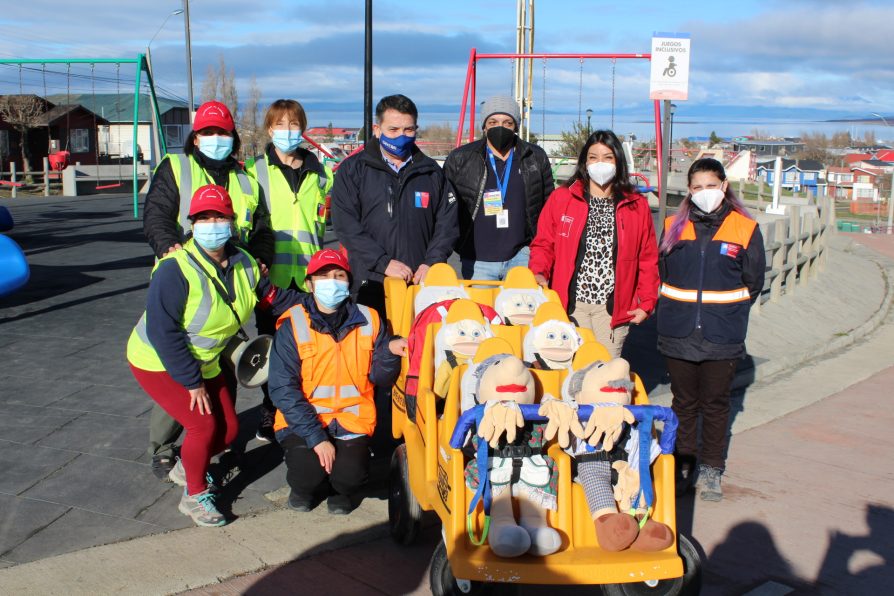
{"left": 575, "top": 194, "right": 614, "bottom": 305}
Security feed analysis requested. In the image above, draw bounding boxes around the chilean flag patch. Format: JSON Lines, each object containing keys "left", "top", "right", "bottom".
{"left": 720, "top": 242, "right": 741, "bottom": 258}
{"left": 317, "top": 203, "right": 326, "bottom": 218}
{"left": 415, "top": 191, "right": 430, "bottom": 208}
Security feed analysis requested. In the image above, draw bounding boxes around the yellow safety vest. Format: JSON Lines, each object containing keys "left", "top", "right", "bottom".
{"left": 248, "top": 156, "right": 333, "bottom": 290}
{"left": 165, "top": 153, "right": 260, "bottom": 245}
{"left": 126, "top": 240, "right": 259, "bottom": 379}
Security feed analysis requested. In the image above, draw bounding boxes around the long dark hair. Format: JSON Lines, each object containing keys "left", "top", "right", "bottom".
{"left": 659, "top": 157, "right": 753, "bottom": 253}
{"left": 565, "top": 129, "right": 635, "bottom": 201}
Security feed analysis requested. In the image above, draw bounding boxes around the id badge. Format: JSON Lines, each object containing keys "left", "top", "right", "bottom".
{"left": 483, "top": 190, "right": 503, "bottom": 216}
{"left": 496, "top": 209, "right": 509, "bottom": 229}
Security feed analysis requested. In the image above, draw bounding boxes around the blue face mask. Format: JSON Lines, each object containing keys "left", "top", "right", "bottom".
{"left": 192, "top": 221, "right": 232, "bottom": 250}
{"left": 379, "top": 134, "right": 415, "bottom": 159}
{"left": 271, "top": 129, "right": 303, "bottom": 153}
{"left": 312, "top": 278, "right": 350, "bottom": 309}
{"left": 197, "top": 135, "right": 234, "bottom": 161}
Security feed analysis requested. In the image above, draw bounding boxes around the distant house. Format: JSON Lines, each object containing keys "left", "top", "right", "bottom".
{"left": 851, "top": 167, "right": 886, "bottom": 201}
{"left": 305, "top": 126, "right": 360, "bottom": 144}
{"left": 874, "top": 149, "right": 894, "bottom": 162}
{"left": 827, "top": 166, "right": 855, "bottom": 200}
{"left": 48, "top": 93, "right": 190, "bottom": 163}
{"left": 756, "top": 158, "right": 826, "bottom": 194}
{"left": 856, "top": 159, "right": 894, "bottom": 174}
{"left": 0, "top": 95, "right": 107, "bottom": 170}
{"left": 732, "top": 138, "right": 805, "bottom": 157}
{"left": 844, "top": 153, "right": 873, "bottom": 165}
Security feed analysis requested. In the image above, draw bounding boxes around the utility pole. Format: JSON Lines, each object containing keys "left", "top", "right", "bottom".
{"left": 363, "top": 0, "right": 373, "bottom": 143}
{"left": 182, "top": 0, "right": 194, "bottom": 121}
{"left": 887, "top": 171, "right": 893, "bottom": 234}
{"left": 657, "top": 99, "right": 672, "bottom": 226}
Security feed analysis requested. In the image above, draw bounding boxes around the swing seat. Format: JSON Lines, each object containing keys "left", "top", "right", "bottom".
{"left": 0, "top": 234, "right": 29, "bottom": 297}
{"left": 0, "top": 206, "right": 12, "bottom": 232}
{"left": 96, "top": 182, "right": 124, "bottom": 190}
{"left": 49, "top": 151, "right": 70, "bottom": 172}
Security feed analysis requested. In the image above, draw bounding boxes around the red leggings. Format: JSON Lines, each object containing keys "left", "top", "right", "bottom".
{"left": 130, "top": 365, "right": 238, "bottom": 494}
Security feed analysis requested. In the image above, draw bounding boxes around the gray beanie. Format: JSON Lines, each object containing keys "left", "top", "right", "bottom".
{"left": 480, "top": 96, "right": 521, "bottom": 129}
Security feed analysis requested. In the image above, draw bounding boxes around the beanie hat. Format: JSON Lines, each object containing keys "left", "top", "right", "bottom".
{"left": 480, "top": 96, "right": 521, "bottom": 129}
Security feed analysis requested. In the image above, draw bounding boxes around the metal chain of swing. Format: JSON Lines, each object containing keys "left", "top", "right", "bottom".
{"left": 64, "top": 64, "right": 71, "bottom": 151}
{"left": 114, "top": 63, "right": 123, "bottom": 183}
{"left": 577, "top": 58, "right": 583, "bottom": 125}
{"left": 611, "top": 58, "right": 617, "bottom": 130}
{"left": 541, "top": 58, "right": 547, "bottom": 139}
{"left": 91, "top": 63, "right": 101, "bottom": 178}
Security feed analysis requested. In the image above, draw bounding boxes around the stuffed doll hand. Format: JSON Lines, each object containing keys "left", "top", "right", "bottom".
{"left": 584, "top": 406, "right": 635, "bottom": 451}
{"left": 612, "top": 461, "right": 641, "bottom": 512}
{"left": 478, "top": 401, "right": 524, "bottom": 448}
{"left": 538, "top": 395, "right": 584, "bottom": 449}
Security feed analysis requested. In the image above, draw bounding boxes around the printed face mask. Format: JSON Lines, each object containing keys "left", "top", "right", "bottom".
{"left": 313, "top": 278, "right": 350, "bottom": 309}
{"left": 197, "top": 135, "right": 234, "bottom": 161}
{"left": 271, "top": 129, "right": 303, "bottom": 153}
{"left": 192, "top": 221, "right": 232, "bottom": 250}
{"left": 690, "top": 188, "right": 725, "bottom": 213}
{"left": 587, "top": 161, "right": 616, "bottom": 186}
{"left": 379, "top": 134, "right": 415, "bottom": 159}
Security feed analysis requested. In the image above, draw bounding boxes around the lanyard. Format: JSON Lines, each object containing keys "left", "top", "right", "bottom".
{"left": 486, "top": 147, "right": 514, "bottom": 201}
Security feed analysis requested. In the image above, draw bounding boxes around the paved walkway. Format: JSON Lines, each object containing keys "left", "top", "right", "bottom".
{"left": 1, "top": 194, "right": 893, "bottom": 594}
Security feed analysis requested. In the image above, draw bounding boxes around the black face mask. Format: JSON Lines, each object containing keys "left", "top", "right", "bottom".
{"left": 486, "top": 126, "right": 517, "bottom": 153}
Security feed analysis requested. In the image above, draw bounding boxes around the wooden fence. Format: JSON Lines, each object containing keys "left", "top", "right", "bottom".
{"left": 751, "top": 194, "right": 835, "bottom": 314}
{"left": 0, "top": 159, "right": 60, "bottom": 198}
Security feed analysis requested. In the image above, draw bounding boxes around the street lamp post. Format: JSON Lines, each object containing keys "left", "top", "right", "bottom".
{"left": 148, "top": 8, "right": 184, "bottom": 49}
{"left": 869, "top": 113, "right": 892, "bottom": 233}
{"left": 871, "top": 112, "right": 891, "bottom": 128}
{"left": 147, "top": 8, "right": 184, "bottom": 166}
{"left": 182, "top": 0, "right": 194, "bottom": 120}
{"left": 585, "top": 108, "right": 593, "bottom": 137}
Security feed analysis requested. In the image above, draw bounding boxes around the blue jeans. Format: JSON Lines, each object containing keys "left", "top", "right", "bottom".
{"left": 461, "top": 246, "right": 530, "bottom": 281}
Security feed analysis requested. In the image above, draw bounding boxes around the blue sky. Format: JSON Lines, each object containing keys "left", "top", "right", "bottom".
{"left": 1, "top": 0, "right": 893, "bottom": 138}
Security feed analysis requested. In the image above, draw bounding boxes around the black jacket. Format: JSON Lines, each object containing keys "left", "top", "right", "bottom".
{"left": 330, "top": 138, "right": 459, "bottom": 289}
{"left": 443, "top": 136, "right": 554, "bottom": 251}
{"left": 267, "top": 292, "right": 402, "bottom": 447}
{"left": 143, "top": 151, "right": 274, "bottom": 264}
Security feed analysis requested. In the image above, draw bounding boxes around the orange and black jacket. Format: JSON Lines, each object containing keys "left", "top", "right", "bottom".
{"left": 657, "top": 203, "right": 765, "bottom": 346}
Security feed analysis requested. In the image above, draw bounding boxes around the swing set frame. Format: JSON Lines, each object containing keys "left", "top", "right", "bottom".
{"left": 456, "top": 49, "right": 666, "bottom": 195}
{"left": 0, "top": 55, "right": 166, "bottom": 217}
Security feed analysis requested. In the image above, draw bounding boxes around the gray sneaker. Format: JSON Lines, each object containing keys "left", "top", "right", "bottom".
{"left": 697, "top": 465, "right": 723, "bottom": 501}
{"left": 168, "top": 458, "right": 186, "bottom": 487}
{"left": 178, "top": 489, "right": 227, "bottom": 527}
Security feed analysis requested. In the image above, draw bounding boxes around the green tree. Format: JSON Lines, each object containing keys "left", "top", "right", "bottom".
{"left": 708, "top": 130, "right": 722, "bottom": 148}
{"left": 551, "top": 121, "right": 589, "bottom": 157}
{"left": 324, "top": 122, "right": 334, "bottom": 143}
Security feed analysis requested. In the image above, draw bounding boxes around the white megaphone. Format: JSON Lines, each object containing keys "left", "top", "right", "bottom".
{"left": 222, "top": 334, "right": 274, "bottom": 388}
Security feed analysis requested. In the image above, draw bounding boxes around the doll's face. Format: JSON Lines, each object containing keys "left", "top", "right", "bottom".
{"left": 477, "top": 355, "right": 536, "bottom": 405}
{"left": 575, "top": 358, "right": 632, "bottom": 406}
{"left": 444, "top": 319, "right": 488, "bottom": 359}
{"left": 500, "top": 293, "right": 538, "bottom": 326}
{"left": 532, "top": 322, "right": 580, "bottom": 367}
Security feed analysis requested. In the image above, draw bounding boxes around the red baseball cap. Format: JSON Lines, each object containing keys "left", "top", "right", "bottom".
{"left": 189, "top": 184, "right": 235, "bottom": 218}
{"left": 193, "top": 101, "right": 235, "bottom": 133}
{"left": 306, "top": 248, "right": 351, "bottom": 277}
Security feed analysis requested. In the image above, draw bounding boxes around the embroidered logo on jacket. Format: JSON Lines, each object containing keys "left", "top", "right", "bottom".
{"left": 720, "top": 242, "right": 741, "bottom": 258}
{"left": 415, "top": 191, "right": 430, "bottom": 208}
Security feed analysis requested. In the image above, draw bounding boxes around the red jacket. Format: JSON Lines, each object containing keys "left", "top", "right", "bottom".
{"left": 528, "top": 180, "right": 659, "bottom": 328}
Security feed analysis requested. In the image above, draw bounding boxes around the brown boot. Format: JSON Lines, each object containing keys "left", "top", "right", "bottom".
{"left": 630, "top": 519, "right": 675, "bottom": 552}
{"left": 595, "top": 513, "right": 639, "bottom": 551}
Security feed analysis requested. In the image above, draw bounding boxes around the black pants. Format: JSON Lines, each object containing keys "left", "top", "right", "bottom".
{"left": 255, "top": 306, "right": 277, "bottom": 412}
{"left": 665, "top": 357, "right": 738, "bottom": 470}
{"left": 280, "top": 433, "right": 371, "bottom": 498}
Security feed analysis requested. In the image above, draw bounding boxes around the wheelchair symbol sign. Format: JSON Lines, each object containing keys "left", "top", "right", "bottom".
{"left": 663, "top": 56, "right": 677, "bottom": 77}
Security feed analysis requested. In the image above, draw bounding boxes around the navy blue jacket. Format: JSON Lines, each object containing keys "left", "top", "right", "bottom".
{"left": 330, "top": 137, "right": 459, "bottom": 290}
{"left": 267, "top": 292, "right": 402, "bottom": 448}
{"left": 145, "top": 242, "right": 303, "bottom": 389}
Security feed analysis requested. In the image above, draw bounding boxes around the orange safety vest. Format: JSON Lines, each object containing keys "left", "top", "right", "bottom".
{"left": 273, "top": 303, "right": 379, "bottom": 436}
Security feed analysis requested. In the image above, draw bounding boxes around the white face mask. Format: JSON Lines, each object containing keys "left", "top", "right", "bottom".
{"left": 587, "top": 162, "right": 616, "bottom": 186}
{"left": 690, "top": 188, "right": 725, "bottom": 213}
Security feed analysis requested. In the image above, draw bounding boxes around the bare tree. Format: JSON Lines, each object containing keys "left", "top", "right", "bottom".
{"left": 238, "top": 76, "right": 264, "bottom": 158}
{"left": 552, "top": 121, "right": 589, "bottom": 157}
{"left": 0, "top": 95, "right": 45, "bottom": 176}
{"left": 199, "top": 54, "right": 239, "bottom": 122}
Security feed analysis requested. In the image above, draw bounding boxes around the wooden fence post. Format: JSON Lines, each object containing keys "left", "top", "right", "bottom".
{"left": 757, "top": 179, "right": 764, "bottom": 208}
{"left": 10, "top": 161, "right": 16, "bottom": 199}
{"left": 43, "top": 157, "right": 50, "bottom": 197}
{"left": 771, "top": 220, "right": 786, "bottom": 303}
{"left": 786, "top": 206, "right": 801, "bottom": 292}
{"left": 800, "top": 215, "right": 813, "bottom": 285}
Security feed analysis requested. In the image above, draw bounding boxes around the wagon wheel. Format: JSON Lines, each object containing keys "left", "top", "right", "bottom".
{"left": 388, "top": 443, "right": 422, "bottom": 545}
{"left": 600, "top": 534, "right": 702, "bottom": 596}
{"left": 429, "top": 540, "right": 518, "bottom": 596}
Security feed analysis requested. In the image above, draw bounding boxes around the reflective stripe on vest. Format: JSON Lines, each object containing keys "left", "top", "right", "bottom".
{"left": 660, "top": 283, "right": 750, "bottom": 304}
{"left": 255, "top": 156, "right": 328, "bottom": 209}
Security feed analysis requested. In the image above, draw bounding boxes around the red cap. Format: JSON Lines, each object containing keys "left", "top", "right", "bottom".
{"left": 306, "top": 248, "right": 351, "bottom": 277}
{"left": 193, "top": 101, "right": 235, "bottom": 132}
{"left": 189, "top": 184, "right": 234, "bottom": 218}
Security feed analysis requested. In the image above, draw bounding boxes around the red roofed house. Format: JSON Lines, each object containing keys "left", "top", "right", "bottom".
{"left": 844, "top": 153, "right": 872, "bottom": 165}
{"left": 827, "top": 166, "right": 854, "bottom": 200}
{"left": 874, "top": 149, "right": 894, "bottom": 162}
{"left": 305, "top": 127, "right": 360, "bottom": 143}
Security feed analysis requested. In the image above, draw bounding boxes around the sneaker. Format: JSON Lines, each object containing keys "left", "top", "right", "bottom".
{"left": 179, "top": 489, "right": 227, "bottom": 527}
{"left": 168, "top": 458, "right": 186, "bottom": 487}
{"left": 151, "top": 455, "right": 175, "bottom": 481}
{"left": 327, "top": 494, "right": 352, "bottom": 515}
{"left": 288, "top": 491, "right": 314, "bottom": 512}
{"left": 255, "top": 407, "right": 276, "bottom": 443}
{"left": 675, "top": 455, "right": 697, "bottom": 496}
{"left": 697, "top": 465, "right": 723, "bottom": 502}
